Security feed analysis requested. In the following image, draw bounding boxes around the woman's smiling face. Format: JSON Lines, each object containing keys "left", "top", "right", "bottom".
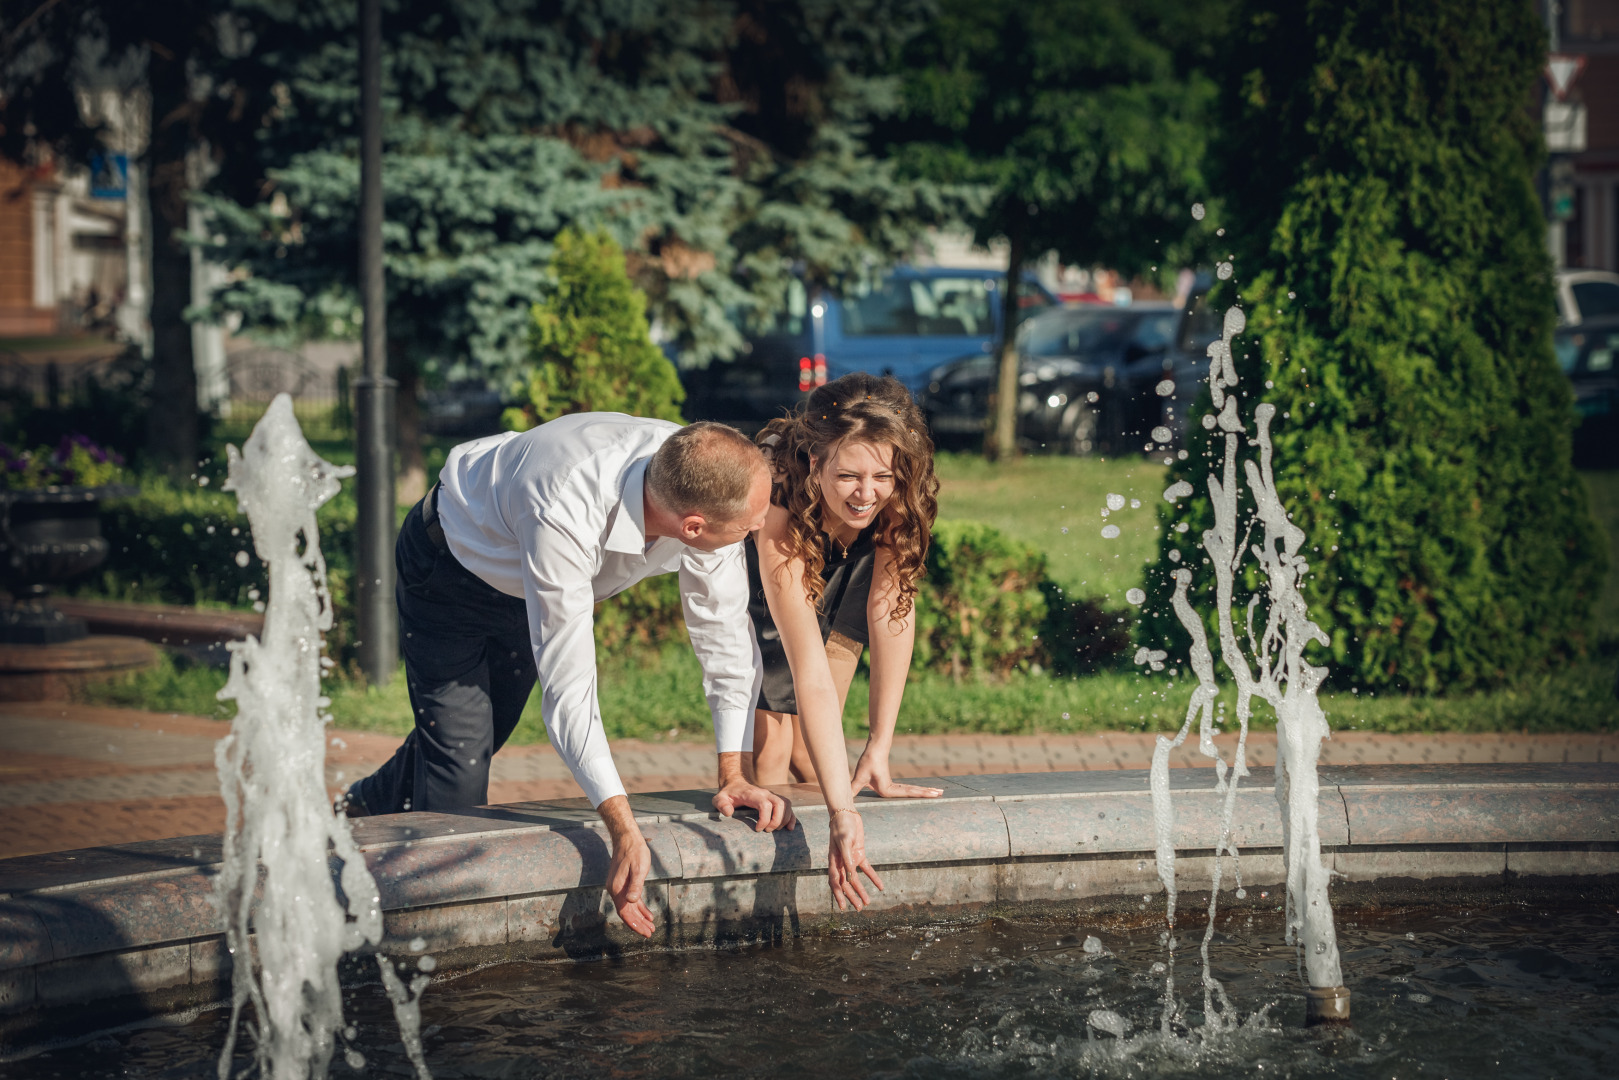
{"left": 814, "top": 439, "right": 896, "bottom": 538}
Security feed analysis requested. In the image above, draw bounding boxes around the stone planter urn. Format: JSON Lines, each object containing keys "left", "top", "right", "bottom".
{"left": 0, "top": 484, "right": 134, "bottom": 644}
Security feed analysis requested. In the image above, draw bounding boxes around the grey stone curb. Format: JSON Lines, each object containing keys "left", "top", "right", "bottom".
{"left": 0, "top": 763, "right": 1616, "bottom": 1040}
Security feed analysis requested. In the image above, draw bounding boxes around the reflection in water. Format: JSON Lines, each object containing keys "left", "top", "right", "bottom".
{"left": 12, "top": 903, "right": 1616, "bottom": 1078}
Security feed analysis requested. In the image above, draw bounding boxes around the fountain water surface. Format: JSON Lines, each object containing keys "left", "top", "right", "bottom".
{"left": 213, "top": 395, "right": 429, "bottom": 1079}
{"left": 1148, "top": 302, "right": 1348, "bottom": 1029}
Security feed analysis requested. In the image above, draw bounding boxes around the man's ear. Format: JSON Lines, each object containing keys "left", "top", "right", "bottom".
{"left": 679, "top": 512, "right": 708, "bottom": 541}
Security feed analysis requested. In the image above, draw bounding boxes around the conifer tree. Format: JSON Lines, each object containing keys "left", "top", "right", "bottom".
{"left": 1139, "top": 0, "right": 1607, "bottom": 693}
{"left": 501, "top": 230, "right": 684, "bottom": 430}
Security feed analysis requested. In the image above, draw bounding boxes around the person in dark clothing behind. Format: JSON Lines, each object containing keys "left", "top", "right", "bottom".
{"left": 746, "top": 373, "right": 945, "bottom": 884}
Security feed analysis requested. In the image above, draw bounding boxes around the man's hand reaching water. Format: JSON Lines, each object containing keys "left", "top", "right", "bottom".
{"left": 599, "top": 796, "right": 656, "bottom": 938}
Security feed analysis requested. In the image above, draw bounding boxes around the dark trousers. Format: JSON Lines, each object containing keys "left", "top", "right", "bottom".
{"left": 348, "top": 501, "right": 536, "bottom": 814}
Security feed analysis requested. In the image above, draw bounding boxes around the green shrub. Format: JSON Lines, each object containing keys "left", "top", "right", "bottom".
{"left": 916, "top": 521, "right": 1048, "bottom": 678}
{"left": 502, "top": 228, "right": 685, "bottom": 431}
{"left": 1141, "top": 0, "right": 1609, "bottom": 694}
{"left": 915, "top": 520, "right": 1128, "bottom": 679}
{"left": 594, "top": 575, "right": 689, "bottom": 658}
{"left": 83, "top": 474, "right": 361, "bottom": 660}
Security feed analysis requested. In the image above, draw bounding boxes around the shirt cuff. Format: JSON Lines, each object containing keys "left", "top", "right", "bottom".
{"left": 712, "top": 708, "right": 752, "bottom": 755}
{"left": 573, "top": 751, "right": 627, "bottom": 808}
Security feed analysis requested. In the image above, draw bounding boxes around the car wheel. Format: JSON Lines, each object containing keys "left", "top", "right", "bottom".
{"left": 1059, "top": 400, "right": 1099, "bottom": 455}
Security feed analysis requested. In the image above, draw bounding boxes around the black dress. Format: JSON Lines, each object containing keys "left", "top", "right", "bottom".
{"left": 745, "top": 526, "right": 878, "bottom": 715}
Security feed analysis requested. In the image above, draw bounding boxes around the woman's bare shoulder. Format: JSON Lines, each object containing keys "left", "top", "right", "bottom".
{"left": 758, "top": 501, "right": 793, "bottom": 536}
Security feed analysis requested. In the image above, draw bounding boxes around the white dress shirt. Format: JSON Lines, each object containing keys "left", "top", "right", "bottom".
{"left": 434, "top": 412, "right": 761, "bottom": 807}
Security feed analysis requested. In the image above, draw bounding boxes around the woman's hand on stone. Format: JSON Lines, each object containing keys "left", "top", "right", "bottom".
{"left": 851, "top": 750, "right": 943, "bottom": 800}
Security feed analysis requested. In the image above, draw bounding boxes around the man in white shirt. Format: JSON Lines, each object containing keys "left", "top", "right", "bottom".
{"left": 345, "top": 414, "right": 792, "bottom": 937}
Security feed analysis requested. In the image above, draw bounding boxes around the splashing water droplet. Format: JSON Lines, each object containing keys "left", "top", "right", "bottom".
{"left": 1126, "top": 588, "right": 1146, "bottom": 606}
{"left": 1191, "top": 202, "right": 1206, "bottom": 221}
{"left": 1216, "top": 261, "right": 1234, "bottom": 280}
{"left": 234, "top": 550, "right": 250, "bottom": 568}
{"left": 1151, "top": 426, "right": 1173, "bottom": 443}
{"left": 1083, "top": 935, "right": 1103, "bottom": 954}
{"left": 1101, "top": 525, "right": 1121, "bottom": 539}
{"left": 1106, "top": 493, "right": 1125, "bottom": 511}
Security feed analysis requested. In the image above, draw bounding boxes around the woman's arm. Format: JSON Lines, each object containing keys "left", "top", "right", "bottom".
{"left": 754, "top": 505, "right": 884, "bottom": 911}
{"left": 851, "top": 544, "right": 942, "bottom": 800}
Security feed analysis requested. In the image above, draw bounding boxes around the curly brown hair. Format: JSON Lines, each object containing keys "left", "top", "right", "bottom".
{"left": 756, "top": 373, "right": 939, "bottom": 625}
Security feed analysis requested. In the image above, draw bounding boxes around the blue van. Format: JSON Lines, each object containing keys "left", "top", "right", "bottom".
{"left": 680, "top": 267, "right": 1056, "bottom": 429}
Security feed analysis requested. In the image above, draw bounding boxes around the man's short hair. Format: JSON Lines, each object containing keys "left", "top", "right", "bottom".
{"left": 646, "top": 422, "right": 764, "bottom": 521}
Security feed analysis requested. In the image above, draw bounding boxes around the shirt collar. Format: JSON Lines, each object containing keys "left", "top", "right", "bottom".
{"left": 605, "top": 456, "right": 651, "bottom": 555}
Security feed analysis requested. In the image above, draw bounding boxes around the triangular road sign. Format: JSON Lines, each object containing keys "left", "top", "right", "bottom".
{"left": 1547, "top": 54, "right": 1586, "bottom": 101}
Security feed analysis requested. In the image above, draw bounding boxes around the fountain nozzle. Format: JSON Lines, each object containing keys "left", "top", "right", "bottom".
{"left": 1304, "top": 985, "right": 1351, "bottom": 1025}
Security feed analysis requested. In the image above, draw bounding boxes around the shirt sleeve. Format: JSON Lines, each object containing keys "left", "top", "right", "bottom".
{"left": 520, "top": 514, "right": 625, "bottom": 808}
{"left": 679, "top": 543, "right": 763, "bottom": 755}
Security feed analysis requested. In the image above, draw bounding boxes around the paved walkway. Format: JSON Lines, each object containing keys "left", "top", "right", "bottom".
{"left": 2, "top": 700, "right": 1615, "bottom": 860}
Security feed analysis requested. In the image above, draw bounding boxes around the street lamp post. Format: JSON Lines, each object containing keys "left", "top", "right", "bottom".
{"left": 354, "top": 0, "right": 397, "bottom": 685}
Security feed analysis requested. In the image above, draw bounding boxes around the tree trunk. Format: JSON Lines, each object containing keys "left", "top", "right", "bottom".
{"left": 393, "top": 359, "right": 426, "bottom": 504}
{"left": 143, "top": 42, "right": 198, "bottom": 478}
{"left": 988, "top": 229, "right": 1027, "bottom": 461}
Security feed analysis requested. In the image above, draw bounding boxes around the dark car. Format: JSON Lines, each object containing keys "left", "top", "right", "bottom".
{"left": 918, "top": 303, "right": 1180, "bottom": 453}
{"left": 1125, "top": 289, "right": 1222, "bottom": 451}
{"left": 1555, "top": 317, "right": 1618, "bottom": 467}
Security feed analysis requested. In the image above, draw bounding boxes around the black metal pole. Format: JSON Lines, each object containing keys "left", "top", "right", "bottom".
{"left": 355, "top": 0, "right": 397, "bottom": 686}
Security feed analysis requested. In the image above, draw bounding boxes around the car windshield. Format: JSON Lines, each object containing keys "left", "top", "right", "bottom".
{"left": 843, "top": 275, "right": 995, "bottom": 337}
{"left": 1019, "top": 309, "right": 1134, "bottom": 357}
{"left": 1572, "top": 281, "right": 1619, "bottom": 321}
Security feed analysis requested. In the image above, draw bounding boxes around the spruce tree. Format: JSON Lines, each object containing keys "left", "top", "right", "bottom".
{"left": 1140, "top": 0, "right": 1607, "bottom": 693}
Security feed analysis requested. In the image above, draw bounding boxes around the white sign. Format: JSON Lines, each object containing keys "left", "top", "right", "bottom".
{"left": 1547, "top": 54, "right": 1586, "bottom": 101}
{"left": 1545, "top": 101, "right": 1588, "bottom": 153}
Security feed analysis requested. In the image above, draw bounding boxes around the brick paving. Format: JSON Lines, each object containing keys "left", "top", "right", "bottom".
{"left": 2, "top": 699, "right": 1615, "bottom": 860}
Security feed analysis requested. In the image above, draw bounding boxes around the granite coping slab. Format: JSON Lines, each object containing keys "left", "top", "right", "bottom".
{"left": 0, "top": 763, "right": 1613, "bottom": 973}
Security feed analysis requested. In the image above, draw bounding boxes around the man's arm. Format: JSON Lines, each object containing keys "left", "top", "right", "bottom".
{"left": 680, "top": 544, "right": 794, "bottom": 832}
{"left": 521, "top": 517, "right": 655, "bottom": 936}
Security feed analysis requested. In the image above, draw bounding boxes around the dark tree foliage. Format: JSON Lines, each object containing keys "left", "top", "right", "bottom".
{"left": 1138, "top": 0, "right": 1607, "bottom": 694}
{"left": 879, "top": 0, "right": 1225, "bottom": 456}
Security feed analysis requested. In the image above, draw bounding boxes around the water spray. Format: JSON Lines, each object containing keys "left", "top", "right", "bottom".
{"left": 1149, "top": 304, "right": 1350, "bottom": 1027}
{"left": 214, "top": 395, "right": 432, "bottom": 1078}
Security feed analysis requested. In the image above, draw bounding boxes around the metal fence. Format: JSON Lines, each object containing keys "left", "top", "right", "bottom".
{"left": 223, "top": 346, "right": 351, "bottom": 439}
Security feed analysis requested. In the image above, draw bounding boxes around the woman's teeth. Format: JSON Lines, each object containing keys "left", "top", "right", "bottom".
{"left": 849, "top": 502, "right": 874, "bottom": 514}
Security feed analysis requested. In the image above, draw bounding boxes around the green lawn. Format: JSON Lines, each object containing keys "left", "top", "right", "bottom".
{"left": 82, "top": 457, "right": 1618, "bottom": 737}
{"left": 934, "top": 451, "right": 1166, "bottom": 602}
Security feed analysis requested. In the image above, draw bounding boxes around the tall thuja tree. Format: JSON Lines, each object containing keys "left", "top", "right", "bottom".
{"left": 1138, "top": 0, "right": 1607, "bottom": 693}
{"left": 502, "top": 229, "right": 685, "bottom": 429}
{"left": 885, "top": 0, "right": 1224, "bottom": 458}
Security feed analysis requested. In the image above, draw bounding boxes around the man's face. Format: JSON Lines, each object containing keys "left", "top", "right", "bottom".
{"left": 681, "top": 468, "right": 771, "bottom": 552}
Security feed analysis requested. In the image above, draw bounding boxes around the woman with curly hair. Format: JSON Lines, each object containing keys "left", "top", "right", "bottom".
{"left": 745, "top": 372, "right": 944, "bottom": 910}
